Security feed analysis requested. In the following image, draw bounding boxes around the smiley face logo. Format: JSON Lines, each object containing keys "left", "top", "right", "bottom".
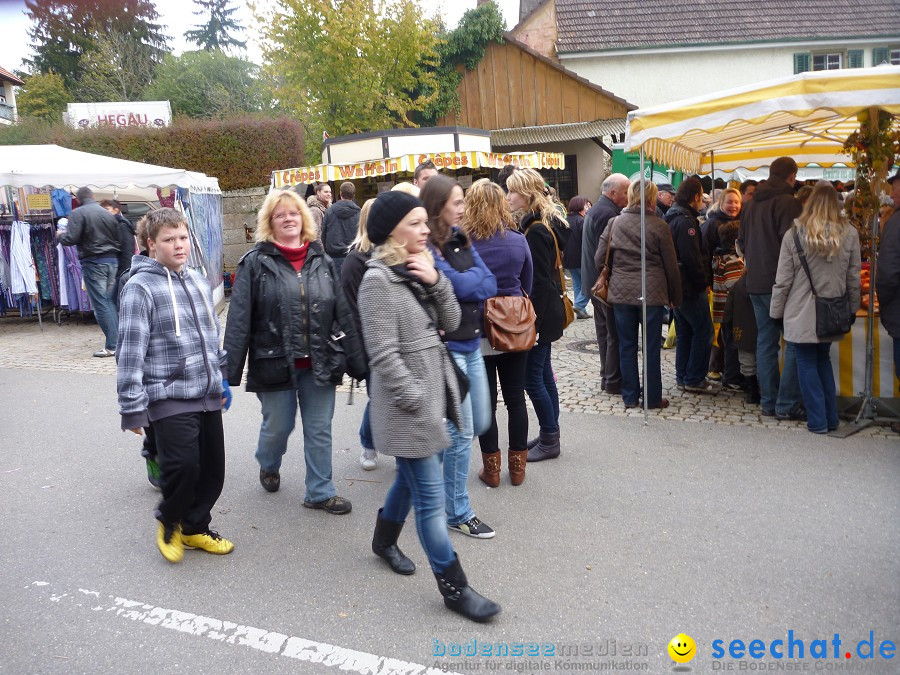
{"left": 668, "top": 634, "right": 696, "bottom": 663}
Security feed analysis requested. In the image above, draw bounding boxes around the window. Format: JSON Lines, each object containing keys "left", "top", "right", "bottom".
{"left": 794, "top": 52, "right": 811, "bottom": 74}
{"left": 847, "top": 49, "right": 864, "bottom": 68}
{"left": 892, "top": 49, "right": 900, "bottom": 65}
{"left": 813, "top": 53, "right": 842, "bottom": 70}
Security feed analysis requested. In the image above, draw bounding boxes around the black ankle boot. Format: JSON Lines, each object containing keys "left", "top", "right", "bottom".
{"left": 434, "top": 554, "right": 501, "bottom": 623}
{"left": 372, "top": 509, "right": 415, "bottom": 575}
{"left": 745, "top": 376, "right": 761, "bottom": 405}
{"left": 526, "top": 430, "right": 560, "bottom": 462}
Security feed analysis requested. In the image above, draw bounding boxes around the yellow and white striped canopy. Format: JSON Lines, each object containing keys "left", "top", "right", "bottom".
{"left": 624, "top": 66, "right": 900, "bottom": 174}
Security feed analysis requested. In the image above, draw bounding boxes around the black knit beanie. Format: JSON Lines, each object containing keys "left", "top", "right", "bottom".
{"left": 367, "top": 191, "right": 423, "bottom": 245}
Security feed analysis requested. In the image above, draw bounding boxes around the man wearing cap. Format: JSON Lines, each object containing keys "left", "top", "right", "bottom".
{"left": 876, "top": 169, "right": 900, "bottom": 405}
{"left": 656, "top": 183, "right": 676, "bottom": 215}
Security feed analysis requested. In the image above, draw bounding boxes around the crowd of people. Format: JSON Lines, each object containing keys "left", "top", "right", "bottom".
{"left": 109, "top": 154, "right": 896, "bottom": 624}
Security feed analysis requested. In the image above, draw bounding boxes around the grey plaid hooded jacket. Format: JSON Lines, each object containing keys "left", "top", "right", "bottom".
{"left": 117, "top": 256, "right": 227, "bottom": 430}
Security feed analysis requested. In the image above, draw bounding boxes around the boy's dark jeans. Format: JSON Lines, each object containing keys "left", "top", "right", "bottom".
{"left": 153, "top": 410, "right": 225, "bottom": 535}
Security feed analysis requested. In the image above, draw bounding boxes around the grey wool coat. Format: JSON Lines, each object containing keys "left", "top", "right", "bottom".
{"left": 770, "top": 223, "right": 861, "bottom": 344}
{"left": 358, "top": 259, "right": 463, "bottom": 459}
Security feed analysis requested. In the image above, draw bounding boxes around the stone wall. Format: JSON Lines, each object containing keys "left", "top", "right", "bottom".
{"left": 222, "top": 186, "right": 267, "bottom": 273}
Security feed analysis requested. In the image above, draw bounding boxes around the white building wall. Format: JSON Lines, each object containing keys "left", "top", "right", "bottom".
{"left": 560, "top": 41, "right": 892, "bottom": 109}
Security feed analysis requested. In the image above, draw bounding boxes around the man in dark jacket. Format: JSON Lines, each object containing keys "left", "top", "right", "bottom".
{"left": 321, "top": 181, "right": 360, "bottom": 277}
{"left": 666, "top": 177, "right": 718, "bottom": 394}
{"left": 582, "top": 173, "right": 628, "bottom": 393}
{"left": 58, "top": 186, "right": 125, "bottom": 357}
{"left": 876, "top": 170, "right": 900, "bottom": 395}
{"left": 737, "top": 156, "right": 804, "bottom": 418}
{"left": 100, "top": 199, "right": 138, "bottom": 304}
{"left": 656, "top": 183, "right": 676, "bottom": 215}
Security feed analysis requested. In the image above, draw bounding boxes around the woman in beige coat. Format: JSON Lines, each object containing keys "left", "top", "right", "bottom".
{"left": 770, "top": 183, "right": 861, "bottom": 434}
{"left": 595, "top": 180, "right": 682, "bottom": 409}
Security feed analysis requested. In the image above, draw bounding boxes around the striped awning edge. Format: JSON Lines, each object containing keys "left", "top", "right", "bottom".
{"left": 492, "top": 119, "right": 626, "bottom": 146}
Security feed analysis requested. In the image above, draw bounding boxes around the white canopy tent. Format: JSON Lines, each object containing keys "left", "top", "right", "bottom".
{"left": 0, "top": 145, "right": 225, "bottom": 316}
{"left": 620, "top": 66, "right": 900, "bottom": 424}
{"left": 0, "top": 144, "right": 220, "bottom": 193}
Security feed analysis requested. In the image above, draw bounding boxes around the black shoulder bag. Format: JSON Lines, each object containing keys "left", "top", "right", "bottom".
{"left": 792, "top": 229, "right": 853, "bottom": 339}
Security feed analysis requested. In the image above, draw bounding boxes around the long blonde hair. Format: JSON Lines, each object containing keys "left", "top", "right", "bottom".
{"left": 505, "top": 168, "right": 568, "bottom": 230}
{"left": 795, "top": 182, "right": 848, "bottom": 258}
{"left": 461, "top": 179, "right": 515, "bottom": 240}
{"left": 373, "top": 239, "right": 435, "bottom": 267}
{"left": 350, "top": 198, "right": 376, "bottom": 254}
{"left": 256, "top": 189, "right": 318, "bottom": 244}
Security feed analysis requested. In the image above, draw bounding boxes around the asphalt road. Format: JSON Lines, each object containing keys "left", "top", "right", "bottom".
{"left": 1, "top": 368, "right": 898, "bottom": 674}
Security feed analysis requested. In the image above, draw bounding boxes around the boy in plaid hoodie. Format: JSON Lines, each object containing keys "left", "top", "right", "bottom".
{"left": 117, "top": 208, "right": 234, "bottom": 562}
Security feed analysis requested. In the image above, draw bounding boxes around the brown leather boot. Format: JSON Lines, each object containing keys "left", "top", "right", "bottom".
{"left": 478, "top": 451, "right": 501, "bottom": 488}
{"left": 508, "top": 449, "right": 527, "bottom": 486}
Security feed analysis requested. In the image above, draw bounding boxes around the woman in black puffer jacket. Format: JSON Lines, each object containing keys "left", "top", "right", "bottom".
{"left": 224, "top": 189, "right": 364, "bottom": 513}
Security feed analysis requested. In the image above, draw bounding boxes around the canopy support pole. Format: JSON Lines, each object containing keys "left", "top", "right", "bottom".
{"left": 640, "top": 149, "right": 649, "bottom": 425}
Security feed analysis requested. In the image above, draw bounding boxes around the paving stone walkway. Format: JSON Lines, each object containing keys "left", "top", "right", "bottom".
{"left": 2, "top": 300, "right": 894, "bottom": 439}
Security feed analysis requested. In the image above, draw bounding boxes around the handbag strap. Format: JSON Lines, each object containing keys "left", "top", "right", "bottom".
{"left": 792, "top": 228, "right": 818, "bottom": 297}
{"left": 603, "top": 218, "right": 616, "bottom": 268}
{"left": 540, "top": 220, "right": 568, "bottom": 297}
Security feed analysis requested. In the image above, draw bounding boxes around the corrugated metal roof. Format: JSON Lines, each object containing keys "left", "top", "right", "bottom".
{"left": 491, "top": 118, "right": 625, "bottom": 146}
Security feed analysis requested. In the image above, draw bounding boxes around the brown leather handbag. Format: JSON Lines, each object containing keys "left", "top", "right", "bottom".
{"left": 591, "top": 220, "right": 615, "bottom": 306}
{"left": 484, "top": 294, "right": 537, "bottom": 352}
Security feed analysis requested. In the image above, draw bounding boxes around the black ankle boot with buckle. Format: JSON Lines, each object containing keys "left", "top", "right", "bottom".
{"left": 434, "top": 554, "right": 501, "bottom": 623}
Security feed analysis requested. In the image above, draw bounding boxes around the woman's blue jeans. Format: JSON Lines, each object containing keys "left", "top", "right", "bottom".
{"left": 525, "top": 342, "right": 560, "bottom": 433}
{"left": 614, "top": 304, "right": 665, "bottom": 407}
{"left": 359, "top": 378, "right": 374, "bottom": 450}
{"left": 382, "top": 454, "right": 455, "bottom": 574}
{"left": 793, "top": 342, "right": 839, "bottom": 433}
{"left": 255, "top": 369, "right": 337, "bottom": 504}
{"left": 442, "top": 349, "right": 490, "bottom": 526}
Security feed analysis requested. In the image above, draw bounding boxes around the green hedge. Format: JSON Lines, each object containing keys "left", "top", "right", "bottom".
{"left": 0, "top": 116, "right": 304, "bottom": 191}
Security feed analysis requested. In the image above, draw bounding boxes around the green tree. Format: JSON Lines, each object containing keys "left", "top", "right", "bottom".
{"left": 186, "top": 0, "right": 247, "bottom": 51}
{"left": 144, "top": 50, "right": 266, "bottom": 118}
{"left": 24, "top": 0, "right": 169, "bottom": 91}
{"left": 256, "top": 0, "right": 440, "bottom": 163}
{"left": 418, "top": 1, "right": 506, "bottom": 125}
{"left": 15, "top": 72, "right": 71, "bottom": 120}
{"left": 76, "top": 31, "right": 159, "bottom": 102}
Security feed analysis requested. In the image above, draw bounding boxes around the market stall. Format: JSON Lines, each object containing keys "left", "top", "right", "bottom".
{"left": 622, "top": 65, "right": 900, "bottom": 423}
{"left": 0, "top": 144, "right": 225, "bottom": 319}
{"left": 270, "top": 150, "right": 566, "bottom": 191}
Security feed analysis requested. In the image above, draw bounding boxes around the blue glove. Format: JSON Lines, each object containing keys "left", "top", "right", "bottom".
{"left": 221, "top": 379, "right": 233, "bottom": 412}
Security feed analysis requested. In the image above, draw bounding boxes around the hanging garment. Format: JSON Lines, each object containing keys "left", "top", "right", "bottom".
{"left": 52, "top": 189, "right": 73, "bottom": 217}
{"left": 10, "top": 221, "right": 38, "bottom": 295}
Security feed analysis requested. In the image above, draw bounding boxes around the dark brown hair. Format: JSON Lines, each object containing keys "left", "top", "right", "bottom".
{"left": 420, "top": 174, "right": 465, "bottom": 249}
{"left": 567, "top": 195, "right": 587, "bottom": 214}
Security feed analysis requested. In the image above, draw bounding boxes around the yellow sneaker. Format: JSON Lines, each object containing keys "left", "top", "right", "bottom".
{"left": 181, "top": 530, "right": 234, "bottom": 555}
{"left": 157, "top": 521, "right": 184, "bottom": 563}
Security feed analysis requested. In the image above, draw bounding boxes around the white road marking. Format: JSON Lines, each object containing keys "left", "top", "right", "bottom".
{"left": 30, "top": 582, "right": 458, "bottom": 675}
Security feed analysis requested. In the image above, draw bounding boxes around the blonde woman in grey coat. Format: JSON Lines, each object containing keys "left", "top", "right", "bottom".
{"left": 770, "top": 182, "right": 861, "bottom": 434}
{"left": 358, "top": 191, "right": 501, "bottom": 623}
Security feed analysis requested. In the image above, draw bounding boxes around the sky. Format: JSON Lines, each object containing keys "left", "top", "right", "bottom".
{"left": 0, "top": 0, "right": 521, "bottom": 74}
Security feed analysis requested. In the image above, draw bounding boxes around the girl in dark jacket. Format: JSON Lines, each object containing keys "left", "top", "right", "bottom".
{"left": 224, "top": 189, "right": 361, "bottom": 514}
{"left": 505, "top": 168, "right": 570, "bottom": 462}
{"left": 421, "top": 175, "right": 498, "bottom": 539}
{"left": 563, "top": 196, "right": 589, "bottom": 319}
{"left": 464, "top": 179, "right": 534, "bottom": 487}
{"left": 339, "top": 198, "right": 378, "bottom": 471}
{"left": 359, "top": 191, "right": 500, "bottom": 623}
